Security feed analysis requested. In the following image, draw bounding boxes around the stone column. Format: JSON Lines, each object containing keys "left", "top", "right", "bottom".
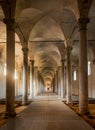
{"left": 59, "top": 65, "right": 63, "bottom": 97}
{"left": 58, "top": 66, "right": 62, "bottom": 96}
{"left": 53, "top": 74, "right": 55, "bottom": 93}
{"left": 30, "top": 61, "right": 32, "bottom": 98}
{"left": 22, "top": 47, "right": 28, "bottom": 105}
{"left": 54, "top": 72, "right": 57, "bottom": 93}
{"left": 38, "top": 71, "right": 41, "bottom": 94}
{"left": 36, "top": 69, "right": 39, "bottom": 95}
{"left": 34, "top": 67, "right": 38, "bottom": 96}
{"left": 38, "top": 74, "right": 42, "bottom": 93}
{"left": 78, "top": 18, "right": 90, "bottom": 114}
{"left": 61, "top": 60, "right": 65, "bottom": 98}
{"left": 63, "top": 64, "right": 66, "bottom": 98}
{"left": 4, "top": 19, "right": 16, "bottom": 116}
{"left": 55, "top": 70, "right": 58, "bottom": 94}
{"left": 30, "top": 60, "right": 34, "bottom": 98}
{"left": 66, "top": 46, "right": 72, "bottom": 103}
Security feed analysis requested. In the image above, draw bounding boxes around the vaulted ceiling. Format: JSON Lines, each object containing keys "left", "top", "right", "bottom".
{"left": 0, "top": 0, "right": 95, "bottom": 84}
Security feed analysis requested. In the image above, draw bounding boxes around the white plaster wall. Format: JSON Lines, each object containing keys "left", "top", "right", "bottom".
{"left": 72, "top": 65, "right": 95, "bottom": 99}
{"left": 89, "top": 64, "right": 95, "bottom": 98}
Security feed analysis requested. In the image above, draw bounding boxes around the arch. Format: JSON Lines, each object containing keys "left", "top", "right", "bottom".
{"left": 15, "top": 26, "right": 28, "bottom": 47}
{"left": 0, "top": 5, "right": 5, "bottom": 20}
{"left": 89, "top": 0, "right": 95, "bottom": 18}
{"left": 62, "top": 0, "right": 79, "bottom": 20}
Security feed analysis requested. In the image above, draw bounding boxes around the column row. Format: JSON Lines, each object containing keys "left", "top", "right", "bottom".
{"left": 53, "top": 18, "right": 90, "bottom": 114}
{"left": 4, "top": 17, "right": 89, "bottom": 116}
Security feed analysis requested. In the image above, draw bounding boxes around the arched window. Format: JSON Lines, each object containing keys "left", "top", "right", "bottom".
{"left": 88, "top": 61, "right": 91, "bottom": 76}
{"left": 14, "top": 69, "right": 17, "bottom": 79}
{"left": 4, "top": 63, "right": 6, "bottom": 76}
{"left": 74, "top": 70, "right": 77, "bottom": 80}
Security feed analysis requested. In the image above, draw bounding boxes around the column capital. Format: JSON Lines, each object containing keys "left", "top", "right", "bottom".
{"left": 58, "top": 66, "right": 62, "bottom": 70}
{"left": 3, "top": 18, "right": 15, "bottom": 24}
{"left": 22, "top": 47, "right": 28, "bottom": 53}
{"left": 3, "top": 18, "right": 15, "bottom": 30}
{"left": 56, "top": 70, "right": 58, "bottom": 73}
{"left": 61, "top": 59, "right": 66, "bottom": 63}
{"left": 66, "top": 46, "right": 73, "bottom": 53}
{"left": 78, "top": 18, "right": 90, "bottom": 30}
{"left": 34, "top": 66, "right": 38, "bottom": 70}
{"left": 30, "top": 60, "right": 34, "bottom": 65}
{"left": 61, "top": 59, "right": 66, "bottom": 69}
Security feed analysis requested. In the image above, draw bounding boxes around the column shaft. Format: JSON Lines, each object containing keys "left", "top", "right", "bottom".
{"left": 56, "top": 71, "right": 58, "bottom": 94}
{"left": 61, "top": 60, "right": 65, "bottom": 98}
{"left": 30, "top": 60, "right": 34, "bottom": 98}
{"left": 5, "top": 19, "right": 16, "bottom": 116}
{"left": 78, "top": 18, "right": 90, "bottom": 114}
{"left": 22, "top": 48, "right": 28, "bottom": 105}
{"left": 58, "top": 67, "right": 62, "bottom": 96}
{"left": 34, "top": 67, "right": 38, "bottom": 96}
{"left": 63, "top": 66, "right": 66, "bottom": 98}
{"left": 60, "top": 66, "right": 63, "bottom": 97}
{"left": 54, "top": 73, "right": 57, "bottom": 94}
{"left": 66, "top": 46, "right": 72, "bottom": 103}
{"left": 53, "top": 75, "right": 55, "bottom": 93}
{"left": 38, "top": 71, "right": 41, "bottom": 94}
{"left": 30, "top": 63, "right": 32, "bottom": 97}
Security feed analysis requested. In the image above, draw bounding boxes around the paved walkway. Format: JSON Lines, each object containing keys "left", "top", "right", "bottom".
{"left": 0, "top": 93, "right": 94, "bottom": 130}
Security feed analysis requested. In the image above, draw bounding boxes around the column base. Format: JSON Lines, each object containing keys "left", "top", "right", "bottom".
{"left": 22, "top": 101, "right": 31, "bottom": 105}
{"left": 66, "top": 99, "right": 72, "bottom": 104}
{"left": 29, "top": 94, "right": 34, "bottom": 99}
{"left": 79, "top": 108, "right": 90, "bottom": 115}
{"left": 4, "top": 111, "right": 17, "bottom": 118}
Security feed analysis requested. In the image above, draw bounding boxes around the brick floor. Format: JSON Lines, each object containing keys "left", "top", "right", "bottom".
{"left": 0, "top": 93, "right": 94, "bottom": 130}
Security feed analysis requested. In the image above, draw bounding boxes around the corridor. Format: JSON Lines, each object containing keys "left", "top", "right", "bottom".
{"left": 0, "top": 94, "right": 94, "bottom": 130}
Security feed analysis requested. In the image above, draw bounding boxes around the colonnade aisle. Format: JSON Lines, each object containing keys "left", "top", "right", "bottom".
{"left": 0, "top": 95, "right": 94, "bottom": 130}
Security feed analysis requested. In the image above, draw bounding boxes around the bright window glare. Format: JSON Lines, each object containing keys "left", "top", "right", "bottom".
{"left": 4, "top": 64, "right": 17, "bottom": 79}
{"left": 4, "top": 64, "right": 6, "bottom": 76}
{"left": 88, "top": 61, "right": 91, "bottom": 76}
{"left": 14, "top": 69, "right": 17, "bottom": 79}
{"left": 74, "top": 71, "right": 76, "bottom": 80}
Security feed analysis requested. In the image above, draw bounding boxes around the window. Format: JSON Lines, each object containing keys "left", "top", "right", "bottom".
{"left": 88, "top": 61, "right": 91, "bottom": 76}
{"left": 4, "top": 64, "right": 6, "bottom": 76}
{"left": 4, "top": 64, "right": 17, "bottom": 79}
{"left": 14, "top": 69, "right": 17, "bottom": 79}
{"left": 74, "top": 70, "right": 77, "bottom": 80}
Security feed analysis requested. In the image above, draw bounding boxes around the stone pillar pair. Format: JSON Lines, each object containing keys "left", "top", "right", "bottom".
{"left": 65, "top": 18, "right": 90, "bottom": 114}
